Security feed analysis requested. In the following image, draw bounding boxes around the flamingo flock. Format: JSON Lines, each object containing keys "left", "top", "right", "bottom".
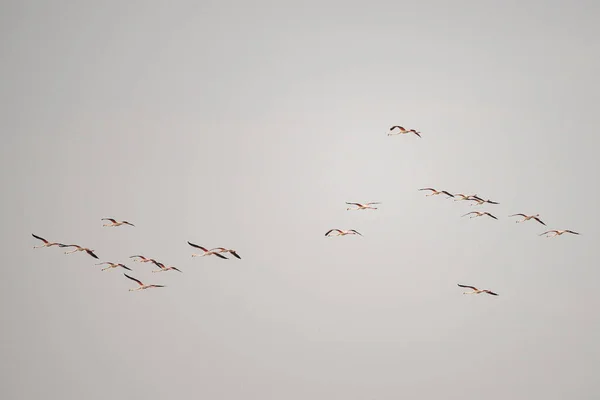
{"left": 31, "top": 217, "right": 241, "bottom": 292}
{"left": 30, "top": 125, "right": 581, "bottom": 298}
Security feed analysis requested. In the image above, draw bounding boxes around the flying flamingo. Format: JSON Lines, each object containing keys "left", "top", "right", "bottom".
{"left": 187, "top": 242, "right": 229, "bottom": 259}
{"left": 457, "top": 284, "right": 498, "bottom": 296}
{"left": 31, "top": 234, "right": 64, "bottom": 249}
{"left": 59, "top": 244, "right": 99, "bottom": 259}
{"left": 451, "top": 194, "right": 480, "bottom": 201}
{"left": 95, "top": 262, "right": 132, "bottom": 271}
{"left": 123, "top": 273, "right": 165, "bottom": 292}
{"left": 101, "top": 218, "right": 135, "bottom": 227}
{"left": 325, "top": 229, "right": 362, "bottom": 237}
{"left": 419, "top": 188, "right": 454, "bottom": 198}
{"left": 129, "top": 255, "right": 158, "bottom": 263}
{"left": 462, "top": 211, "right": 498, "bottom": 220}
{"left": 388, "top": 126, "right": 421, "bottom": 137}
{"left": 210, "top": 247, "right": 242, "bottom": 259}
{"left": 468, "top": 196, "right": 500, "bottom": 206}
{"left": 346, "top": 202, "right": 381, "bottom": 210}
{"left": 150, "top": 260, "right": 183, "bottom": 273}
{"left": 539, "top": 229, "right": 580, "bottom": 238}
{"left": 508, "top": 213, "right": 546, "bottom": 226}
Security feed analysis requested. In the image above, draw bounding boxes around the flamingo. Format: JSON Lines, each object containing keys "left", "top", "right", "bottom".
{"left": 31, "top": 233, "right": 65, "bottom": 249}
{"left": 419, "top": 188, "right": 454, "bottom": 198}
{"left": 123, "top": 273, "right": 165, "bottom": 291}
{"left": 388, "top": 126, "right": 421, "bottom": 137}
{"left": 101, "top": 218, "right": 135, "bottom": 227}
{"left": 150, "top": 260, "right": 183, "bottom": 273}
{"left": 468, "top": 197, "right": 500, "bottom": 206}
{"left": 95, "top": 262, "right": 132, "bottom": 271}
{"left": 457, "top": 284, "right": 498, "bottom": 296}
{"left": 129, "top": 255, "right": 158, "bottom": 263}
{"left": 325, "top": 229, "right": 362, "bottom": 237}
{"left": 187, "top": 241, "right": 229, "bottom": 259}
{"left": 539, "top": 229, "right": 580, "bottom": 238}
{"left": 346, "top": 202, "right": 381, "bottom": 210}
{"left": 462, "top": 211, "right": 498, "bottom": 220}
{"left": 451, "top": 194, "right": 480, "bottom": 201}
{"left": 210, "top": 247, "right": 242, "bottom": 259}
{"left": 508, "top": 213, "right": 546, "bottom": 226}
{"left": 59, "top": 244, "right": 99, "bottom": 259}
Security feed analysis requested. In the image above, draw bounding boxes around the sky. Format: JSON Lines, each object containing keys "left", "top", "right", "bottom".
{"left": 2, "top": 0, "right": 600, "bottom": 399}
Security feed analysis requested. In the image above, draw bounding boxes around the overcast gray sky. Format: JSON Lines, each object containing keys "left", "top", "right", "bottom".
{"left": 2, "top": 0, "right": 600, "bottom": 399}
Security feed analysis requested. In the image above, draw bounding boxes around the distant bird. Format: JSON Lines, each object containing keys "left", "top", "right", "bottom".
{"left": 462, "top": 211, "right": 498, "bottom": 220}
{"left": 187, "top": 241, "right": 229, "bottom": 259}
{"left": 325, "top": 229, "right": 362, "bottom": 237}
{"left": 457, "top": 284, "right": 498, "bottom": 296}
{"left": 419, "top": 188, "right": 454, "bottom": 198}
{"left": 210, "top": 247, "right": 242, "bottom": 259}
{"left": 59, "top": 244, "right": 99, "bottom": 259}
{"left": 150, "top": 260, "right": 183, "bottom": 273}
{"left": 388, "top": 126, "right": 421, "bottom": 137}
{"left": 129, "top": 255, "right": 158, "bottom": 263}
{"left": 101, "top": 218, "right": 135, "bottom": 227}
{"left": 539, "top": 229, "right": 580, "bottom": 238}
{"left": 508, "top": 213, "right": 546, "bottom": 226}
{"left": 346, "top": 202, "right": 381, "bottom": 210}
{"left": 123, "top": 273, "right": 165, "bottom": 292}
{"left": 95, "top": 262, "right": 132, "bottom": 271}
{"left": 451, "top": 193, "right": 480, "bottom": 201}
{"left": 31, "top": 233, "right": 64, "bottom": 249}
{"left": 468, "top": 196, "right": 500, "bottom": 206}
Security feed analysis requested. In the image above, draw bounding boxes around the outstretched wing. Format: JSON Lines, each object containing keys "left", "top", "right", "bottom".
{"left": 461, "top": 212, "right": 476, "bottom": 217}
{"left": 484, "top": 290, "right": 499, "bottom": 296}
{"left": 390, "top": 125, "right": 405, "bottom": 131}
{"left": 124, "top": 273, "right": 144, "bottom": 286}
{"left": 485, "top": 213, "right": 498, "bottom": 220}
{"left": 86, "top": 250, "right": 99, "bottom": 259}
{"left": 508, "top": 214, "right": 527, "bottom": 218}
{"left": 214, "top": 252, "right": 229, "bottom": 259}
{"left": 565, "top": 230, "right": 580, "bottom": 235}
{"left": 59, "top": 244, "right": 80, "bottom": 248}
{"left": 101, "top": 218, "right": 117, "bottom": 223}
{"left": 441, "top": 191, "right": 454, "bottom": 197}
{"left": 349, "top": 229, "right": 363, "bottom": 236}
{"left": 32, "top": 233, "right": 48, "bottom": 243}
{"left": 123, "top": 221, "right": 135, "bottom": 227}
{"left": 345, "top": 202, "right": 361, "bottom": 206}
{"left": 533, "top": 217, "right": 546, "bottom": 226}
{"left": 230, "top": 251, "right": 242, "bottom": 260}
{"left": 325, "top": 229, "right": 341, "bottom": 236}
{"left": 119, "top": 264, "right": 133, "bottom": 271}
{"left": 187, "top": 241, "right": 208, "bottom": 251}
{"left": 419, "top": 188, "right": 436, "bottom": 192}
{"left": 486, "top": 200, "right": 500, "bottom": 205}
{"left": 538, "top": 230, "right": 555, "bottom": 236}
{"left": 457, "top": 284, "right": 478, "bottom": 290}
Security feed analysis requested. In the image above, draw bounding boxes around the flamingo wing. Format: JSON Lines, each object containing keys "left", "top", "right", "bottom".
{"left": 508, "top": 214, "right": 527, "bottom": 218}
{"left": 440, "top": 191, "right": 454, "bottom": 197}
{"left": 230, "top": 251, "right": 241, "bottom": 259}
{"left": 349, "top": 229, "right": 363, "bottom": 236}
{"left": 457, "top": 284, "right": 478, "bottom": 290}
{"left": 187, "top": 241, "right": 208, "bottom": 251}
{"left": 101, "top": 218, "right": 117, "bottom": 223}
{"left": 86, "top": 250, "right": 99, "bottom": 259}
{"left": 485, "top": 213, "right": 498, "bottom": 220}
{"left": 213, "top": 252, "right": 229, "bottom": 259}
{"left": 31, "top": 233, "right": 49, "bottom": 243}
{"left": 484, "top": 290, "right": 499, "bottom": 296}
{"left": 124, "top": 273, "right": 144, "bottom": 286}
{"left": 533, "top": 217, "right": 546, "bottom": 226}
{"left": 565, "top": 230, "right": 580, "bottom": 235}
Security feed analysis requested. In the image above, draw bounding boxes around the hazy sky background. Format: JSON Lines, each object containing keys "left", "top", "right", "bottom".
{"left": 2, "top": 0, "right": 600, "bottom": 399}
